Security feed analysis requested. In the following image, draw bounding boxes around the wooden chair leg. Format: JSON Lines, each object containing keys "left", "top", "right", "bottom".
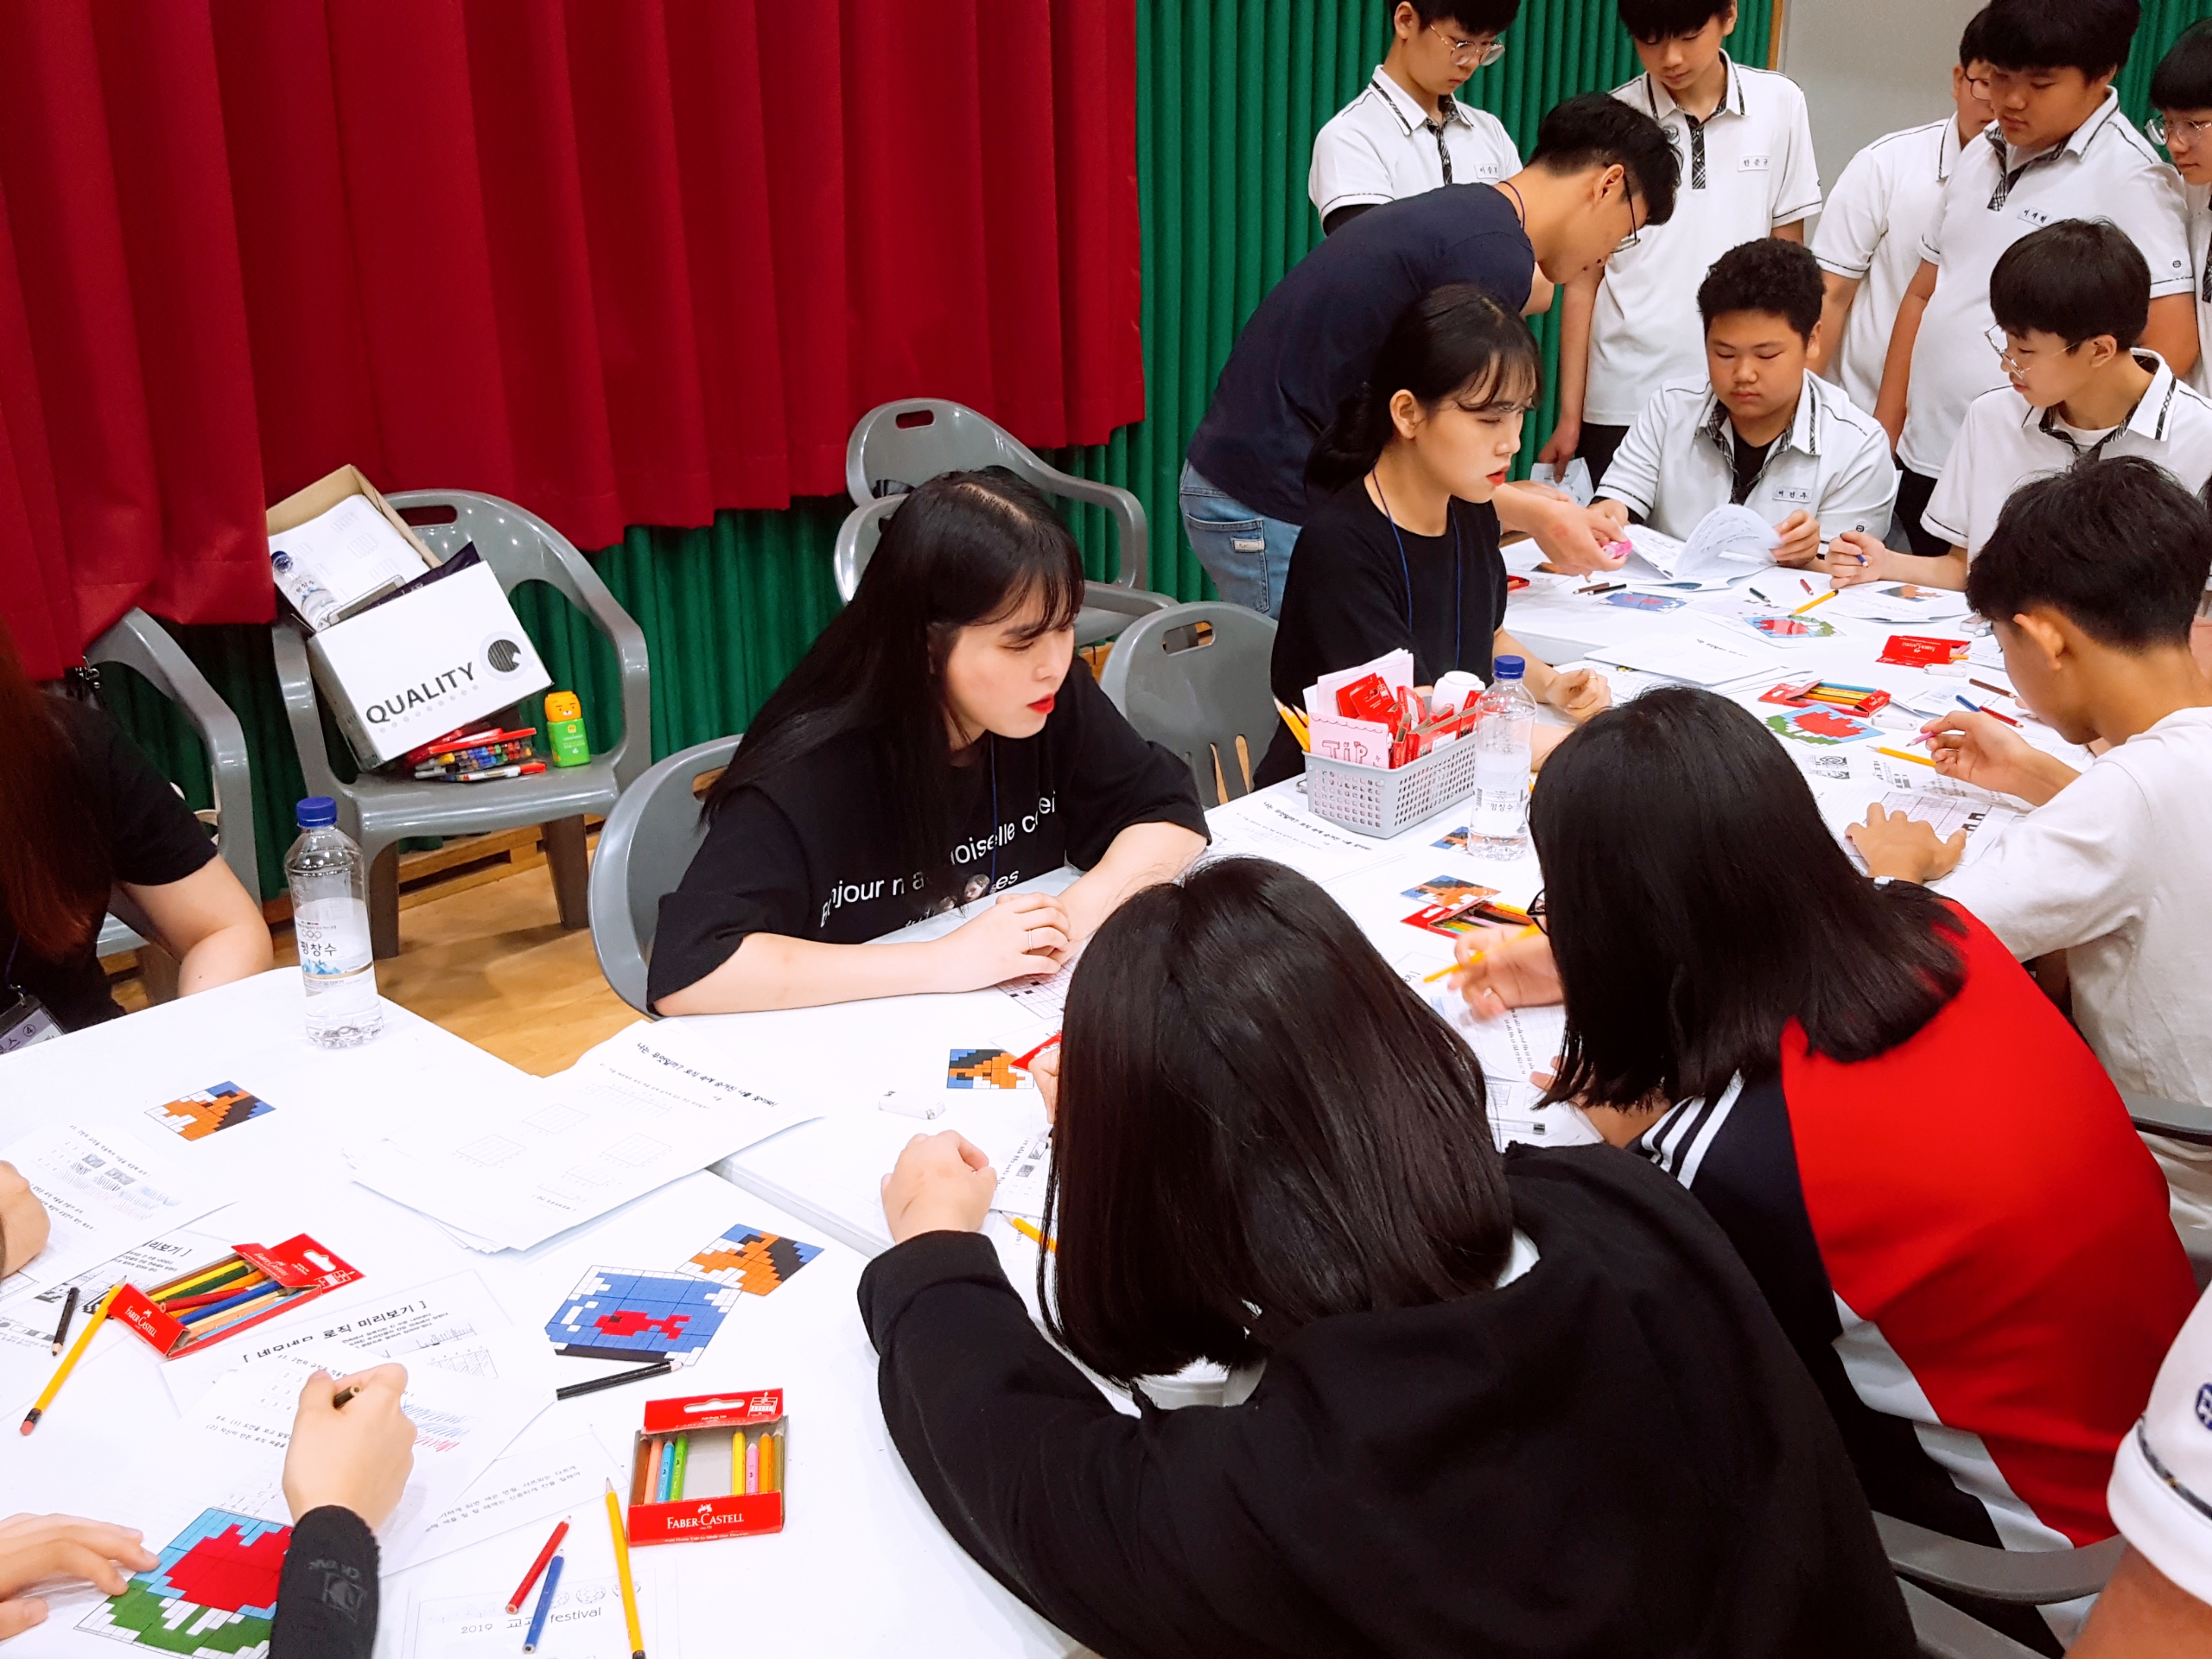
{"left": 368, "top": 842, "right": 402, "bottom": 959}
{"left": 543, "top": 816, "right": 589, "bottom": 930}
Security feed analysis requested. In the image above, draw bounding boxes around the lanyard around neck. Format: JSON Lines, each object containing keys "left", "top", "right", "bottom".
{"left": 1368, "top": 471, "right": 1464, "bottom": 675}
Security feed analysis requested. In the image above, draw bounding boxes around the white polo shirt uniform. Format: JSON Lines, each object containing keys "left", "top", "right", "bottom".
{"left": 2107, "top": 1285, "right": 2212, "bottom": 1614}
{"left": 1900, "top": 90, "right": 2192, "bottom": 479}
{"left": 2188, "top": 181, "right": 2211, "bottom": 397}
{"left": 1587, "top": 55, "right": 1822, "bottom": 428}
{"left": 1812, "top": 117, "right": 1970, "bottom": 414}
{"left": 1923, "top": 352, "right": 2212, "bottom": 555}
{"left": 1598, "top": 372, "right": 1898, "bottom": 541}
{"left": 1308, "top": 68, "right": 1522, "bottom": 223}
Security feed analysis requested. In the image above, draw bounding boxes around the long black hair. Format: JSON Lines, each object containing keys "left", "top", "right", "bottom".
{"left": 1530, "top": 687, "right": 1967, "bottom": 1111}
{"left": 1305, "top": 283, "right": 1542, "bottom": 499}
{"left": 1042, "top": 857, "right": 1515, "bottom": 1385}
{"left": 706, "top": 469, "right": 1084, "bottom": 897}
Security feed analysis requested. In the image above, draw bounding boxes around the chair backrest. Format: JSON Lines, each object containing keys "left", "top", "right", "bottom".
{"left": 831, "top": 498, "right": 901, "bottom": 604}
{"left": 1097, "top": 602, "right": 1278, "bottom": 808}
{"left": 83, "top": 609, "right": 259, "bottom": 903}
{"left": 843, "top": 399, "right": 1148, "bottom": 590}
{"left": 588, "top": 734, "right": 741, "bottom": 1013}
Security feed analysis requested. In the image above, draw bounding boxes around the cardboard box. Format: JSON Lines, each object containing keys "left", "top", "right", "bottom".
{"left": 267, "top": 465, "right": 438, "bottom": 625}
{"left": 111, "top": 1235, "right": 363, "bottom": 1359}
{"left": 626, "top": 1389, "right": 786, "bottom": 1544}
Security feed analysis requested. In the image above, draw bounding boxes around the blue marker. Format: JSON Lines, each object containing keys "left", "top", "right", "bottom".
{"left": 523, "top": 1548, "right": 564, "bottom": 1652}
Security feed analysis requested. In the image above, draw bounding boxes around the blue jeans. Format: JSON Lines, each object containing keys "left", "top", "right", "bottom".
{"left": 1179, "top": 461, "right": 1301, "bottom": 616}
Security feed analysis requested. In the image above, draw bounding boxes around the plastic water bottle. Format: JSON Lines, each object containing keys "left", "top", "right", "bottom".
{"left": 285, "top": 798, "right": 383, "bottom": 1047}
{"left": 1468, "top": 656, "right": 1536, "bottom": 860}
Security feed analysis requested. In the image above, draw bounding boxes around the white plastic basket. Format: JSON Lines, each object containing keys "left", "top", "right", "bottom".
{"left": 1303, "top": 737, "right": 1486, "bottom": 836}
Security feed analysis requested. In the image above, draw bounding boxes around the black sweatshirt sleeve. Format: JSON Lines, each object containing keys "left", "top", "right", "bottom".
{"left": 858, "top": 1232, "right": 1255, "bottom": 1659}
{"left": 271, "top": 1506, "right": 378, "bottom": 1659}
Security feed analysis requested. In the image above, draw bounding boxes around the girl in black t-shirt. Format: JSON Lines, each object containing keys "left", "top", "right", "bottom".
{"left": 652, "top": 471, "right": 1208, "bottom": 1014}
{"left": 1256, "top": 285, "right": 1612, "bottom": 785}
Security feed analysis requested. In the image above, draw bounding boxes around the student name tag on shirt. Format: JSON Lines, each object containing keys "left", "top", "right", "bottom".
{"left": 0, "top": 990, "right": 62, "bottom": 1054}
{"left": 1770, "top": 486, "right": 1813, "bottom": 505}
{"left": 1738, "top": 155, "right": 1771, "bottom": 173}
{"left": 2016, "top": 206, "right": 2051, "bottom": 227}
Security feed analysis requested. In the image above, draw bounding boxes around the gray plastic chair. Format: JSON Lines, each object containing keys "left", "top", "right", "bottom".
{"left": 1097, "top": 601, "right": 1279, "bottom": 808}
{"left": 83, "top": 610, "right": 260, "bottom": 993}
{"left": 587, "top": 736, "right": 741, "bottom": 1014}
{"left": 1879, "top": 1511, "right": 2120, "bottom": 1657}
{"left": 269, "top": 489, "right": 652, "bottom": 958}
{"left": 838, "top": 398, "right": 1175, "bottom": 646}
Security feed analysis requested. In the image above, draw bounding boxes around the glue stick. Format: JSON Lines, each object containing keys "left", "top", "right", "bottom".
{"left": 544, "top": 691, "right": 590, "bottom": 766}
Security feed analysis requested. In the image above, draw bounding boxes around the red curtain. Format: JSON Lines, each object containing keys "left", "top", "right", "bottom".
{"left": 0, "top": 0, "right": 1143, "bottom": 677}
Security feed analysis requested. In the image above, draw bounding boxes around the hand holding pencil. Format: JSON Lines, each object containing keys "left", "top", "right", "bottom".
{"left": 282, "top": 1364, "right": 414, "bottom": 1529}
{"left": 1446, "top": 923, "right": 1562, "bottom": 1019}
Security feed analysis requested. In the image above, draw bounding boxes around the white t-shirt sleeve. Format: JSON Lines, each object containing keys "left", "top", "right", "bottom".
{"left": 1816, "top": 419, "right": 1901, "bottom": 537}
{"left": 2107, "top": 1286, "right": 2212, "bottom": 1608}
{"left": 1920, "top": 410, "right": 1980, "bottom": 549}
{"left": 2107, "top": 160, "right": 2196, "bottom": 300}
{"left": 1810, "top": 145, "right": 1889, "bottom": 279}
{"left": 1309, "top": 117, "right": 1395, "bottom": 218}
{"left": 1770, "top": 81, "right": 1822, "bottom": 226}
{"left": 1936, "top": 761, "right": 2147, "bottom": 960}
{"left": 1596, "top": 391, "right": 1670, "bottom": 519}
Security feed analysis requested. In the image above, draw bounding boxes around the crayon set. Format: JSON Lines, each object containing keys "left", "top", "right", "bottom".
{"left": 1758, "top": 677, "right": 1892, "bottom": 715}
{"left": 109, "top": 1236, "right": 361, "bottom": 1358}
{"left": 625, "top": 1389, "right": 787, "bottom": 1545}
{"left": 402, "top": 720, "right": 544, "bottom": 782}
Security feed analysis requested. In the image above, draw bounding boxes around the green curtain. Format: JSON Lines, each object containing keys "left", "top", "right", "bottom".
{"left": 2118, "top": 2, "right": 2212, "bottom": 124}
{"left": 101, "top": 0, "right": 1785, "bottom": 899}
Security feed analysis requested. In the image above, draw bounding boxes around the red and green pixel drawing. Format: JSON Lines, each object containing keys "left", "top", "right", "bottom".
{"left": 79, "top": 1508, "right": 289, "bottom": 1657}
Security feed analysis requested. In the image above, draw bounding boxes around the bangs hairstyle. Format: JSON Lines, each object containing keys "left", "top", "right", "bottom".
{"left": 1306, "top": 284, "right": 1541, "bottom": 498}
{"left": 1529, "top": 92, "right": 1681, "bottom": 228}
{"left": 1408, "top": 0, "right": 1522, "bottom": 33}
{"left": 1530, "top": 688, "right": 1966, "bottom": 1111}
{"left": 1980, "top": 0, "right": 2138, "bottom": 78}
{"left": 706, "top": 469, "right": 1082, "bottom": 897}
{"left": 1618, "top": 0, "right": 1734, "bottom": 45}
{"left": 1960, "top": 6, "right": 1992, "bottom": 68}
{"left": 0, "top": 620, "right": 111, "bottom": 964}
{"left": 1697, "top": 237, "right": 1824, "bottom": 338}
{"left": 1969, "top": 456, "right": 2212, "bottom": 649}
{"left": 1988, "top": 219, "right": 2148, "bottom": 348}
{"left": 1042, "top": 858, "right": 1514, "bottom": 1385}
{"left": 2152, "top": 19, "right": 2212, "bottom": 111}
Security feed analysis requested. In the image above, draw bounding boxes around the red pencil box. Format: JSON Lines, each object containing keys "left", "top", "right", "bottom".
{"left": 111, "top": 1235, "right": 362, "bottom": 1359}
{"left": 1878, "top": 634, "right": 1969, "bottom": 668}
{"left": 626, "top": 1389, "right": 787, "bottom": 1545}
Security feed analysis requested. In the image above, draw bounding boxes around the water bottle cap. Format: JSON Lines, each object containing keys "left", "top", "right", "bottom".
{"left": 1492, "top": 655, "right": 1526, "bottom": 681}
{"left": 296, "top": 796, "right": 338, "bottom": 829}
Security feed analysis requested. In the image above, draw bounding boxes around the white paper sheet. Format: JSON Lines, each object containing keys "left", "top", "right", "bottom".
{"left": 1586, "top": 625, "right": 1783, "bottom": 688}
{"left": 410, "top": 1573, "right": 663, "bottom": 1659}
{"left": 268, "top": 493, "right": 429, "bottom": 622}
{"left": 346, "top": 1025, "right": 820, "bottom": 1250}
{"left": 0, "top": 1123, "right": 224, "bottom": 1303}
{"left": 991, "top": 1129, "right": 1053, "bottom": 1220}
{"left": 1198, "top": 789, "right": 1397, "bottom": 885}
{"left": 392, "top": 1433, "right": 616, "bottom": 1575}
{"left": 995, "top": 946, "right": 1081, "bottom": 1022}
{"left": 1825, "top": 581, "right": 1974, "bottom": 623}
{"left": 0, "top": 1224, "right": 232, "bottom": 1364}
{"left": 1620, "top": 506, "right": 1777, "bottom": 588}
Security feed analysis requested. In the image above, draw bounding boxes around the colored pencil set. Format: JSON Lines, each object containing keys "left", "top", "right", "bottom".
{"left": 623, "top": 1389, "right": 788, "bottom": 1545}
{"left": 1761, "top": 677, "right": 1892, "bottom": 716}
{"left": 107, "top": 1235, "right": 362, "bottom": 1359}
{"left": 402, "top": 721, "right": 545, "bottom": 783}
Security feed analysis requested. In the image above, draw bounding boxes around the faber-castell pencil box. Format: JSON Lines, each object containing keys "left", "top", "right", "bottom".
{"left": 626, "top": 1389, "right": 787, "bottom": 1545}
{"left": 111, "top": 1235, "right": 363, "bottom": 1359}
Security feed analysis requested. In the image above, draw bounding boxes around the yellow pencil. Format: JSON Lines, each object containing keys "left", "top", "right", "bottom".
{"left": 1273, "top": 699, "right": 1311, "bottom": 753}
{"left": 604, "top": 1480, "right": 644, "bottom": 1659}
{"left": 1791, "top": 589, "right": 1838, "bottom": 617}
{"left": 1875, "top": 746, "right": 1937, "bottom": 768}
{"left": 22, "top": 1285, "right": 113, "bottom": 1434}
{"left": 1421, "top": 923, "right": 1541, "bottom": 982}
{"left": 1006, "top": 1215, "right": 1057, "bottom": 1254}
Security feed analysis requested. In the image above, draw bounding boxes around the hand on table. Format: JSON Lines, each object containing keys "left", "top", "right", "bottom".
{"left": 934, "top": 893, "right": 1070, "bottom": 990}
{"left": 881, "top": 1132, "right": 998, "bottom": 1244}
{"left": 1771, "top": 511, "right": 1823, "bottom": 569}
{"left": 0, "top": 1160, "right": 51, "bottom": 1278}
{"left": 283, "top": 1364, "right": 414, "bottom": 1529}
{"left": 0, "top": 1515, "right": 157, "bottom": 1637}
{"left": 1540, "top": 666, "right": 1611, "bottom": 723}
{"left": 1451, "top": 924, "right": 1563, "bottom": 1019}
{"left": 1847, "top": 804, "right": 1965, "bottom": 883}
{"left": 1822, "top": 530, "right": 1891, "bottom": 588}
{"left": 1029, "top": 1045, "right": 1062, "bottom": 1127}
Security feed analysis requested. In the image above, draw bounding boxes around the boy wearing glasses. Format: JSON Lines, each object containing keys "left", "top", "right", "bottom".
{"left": 1541, "top": 2, "right": 1821, "bottom": 498}
{"left": 2149, "top": 20, "right": 2212, "bottom": 398}
{"left": 1833, "top": 219, "right": 2212, "bottom": 591}
{"left": 1875, "top": 0, "right": 2194, "bottom": 561}
{"left": 1808, "top": 12, "right": 1994, "bottom": 416}
{"left": 1310, "top": 3, "right": 1524, "bottom": 238}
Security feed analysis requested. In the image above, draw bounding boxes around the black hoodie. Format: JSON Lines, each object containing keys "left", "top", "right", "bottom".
{"left": 859, "top": 1143, "right": 1914, "bottom": 1658}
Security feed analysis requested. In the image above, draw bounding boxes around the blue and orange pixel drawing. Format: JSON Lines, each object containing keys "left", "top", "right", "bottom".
{"left": 545, "top": 1267, "right": 739, "bottom": 1365}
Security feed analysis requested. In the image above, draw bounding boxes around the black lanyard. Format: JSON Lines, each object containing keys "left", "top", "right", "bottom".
{"left": 1370, "top": 473, "right": 1465, "bottom": 677}
{"left": 2037, "top": 394, "right": 2147, "bottom": 468}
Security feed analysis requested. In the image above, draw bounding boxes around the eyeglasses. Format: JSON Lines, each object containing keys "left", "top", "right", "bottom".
{"left": 2148, "top": 112, "right": 2212, "bottom": 149}
{"left": 1528, "top": 891, "right": 1549, "bottom": 933}
{"left": 1984, "top": 323, "right": 2030, "bottom": 371}
{"left": 1615, "top": 188, "right": 1643, "bottom": 252}
{"left": 1964, "top": 73, "right": 1993, "bottom": 100}
{"left": 1427, "top": 24, "right": 1505, "bottom": 67}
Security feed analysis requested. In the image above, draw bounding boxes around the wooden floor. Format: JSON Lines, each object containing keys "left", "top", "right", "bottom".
{"left": 109, "top": 825, "right": 639, "bottom": 1077}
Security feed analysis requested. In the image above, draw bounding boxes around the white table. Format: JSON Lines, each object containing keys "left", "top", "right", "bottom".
{"left": 0, "top": 973, "right": 1069, "bottom": 1659}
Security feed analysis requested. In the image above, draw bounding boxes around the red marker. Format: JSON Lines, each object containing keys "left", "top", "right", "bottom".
{"left": 505, "top": 1519, "right": 570, "bottom": 1614}
{"left": 1010, "top": 1033, "right": 1062, "bottom": 1071}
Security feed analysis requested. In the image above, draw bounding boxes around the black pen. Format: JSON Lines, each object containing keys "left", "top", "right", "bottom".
{"left": 556, "top": 1359, "right": 674, "bottom": 1402}
{"left": 49, "top": 1287, "right": 79, "bottom": 1357}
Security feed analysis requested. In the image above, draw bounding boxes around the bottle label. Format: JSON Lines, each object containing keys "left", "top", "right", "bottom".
{"left": 295, "top": 899, "right": 372, "bottom": 977}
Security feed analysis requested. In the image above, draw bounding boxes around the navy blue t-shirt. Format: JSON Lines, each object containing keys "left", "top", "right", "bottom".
{"left": 1184, "top": 185, "right": 1536, "bottom": 524}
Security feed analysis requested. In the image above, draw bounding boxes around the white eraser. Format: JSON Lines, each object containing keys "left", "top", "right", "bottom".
{"left": 878, "top": 1090, "right": 947, "bottom": 1120}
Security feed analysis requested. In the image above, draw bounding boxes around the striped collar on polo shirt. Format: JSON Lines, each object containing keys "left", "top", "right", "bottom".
{"left": 1633, "top": 52, "right": 1746, "bottom": 124}
{"left": 1697, "top": 371, "right": 1833, "bottom": 464}
{"left": 1363, "top": 67, "right": 1478, "bottom": 137}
